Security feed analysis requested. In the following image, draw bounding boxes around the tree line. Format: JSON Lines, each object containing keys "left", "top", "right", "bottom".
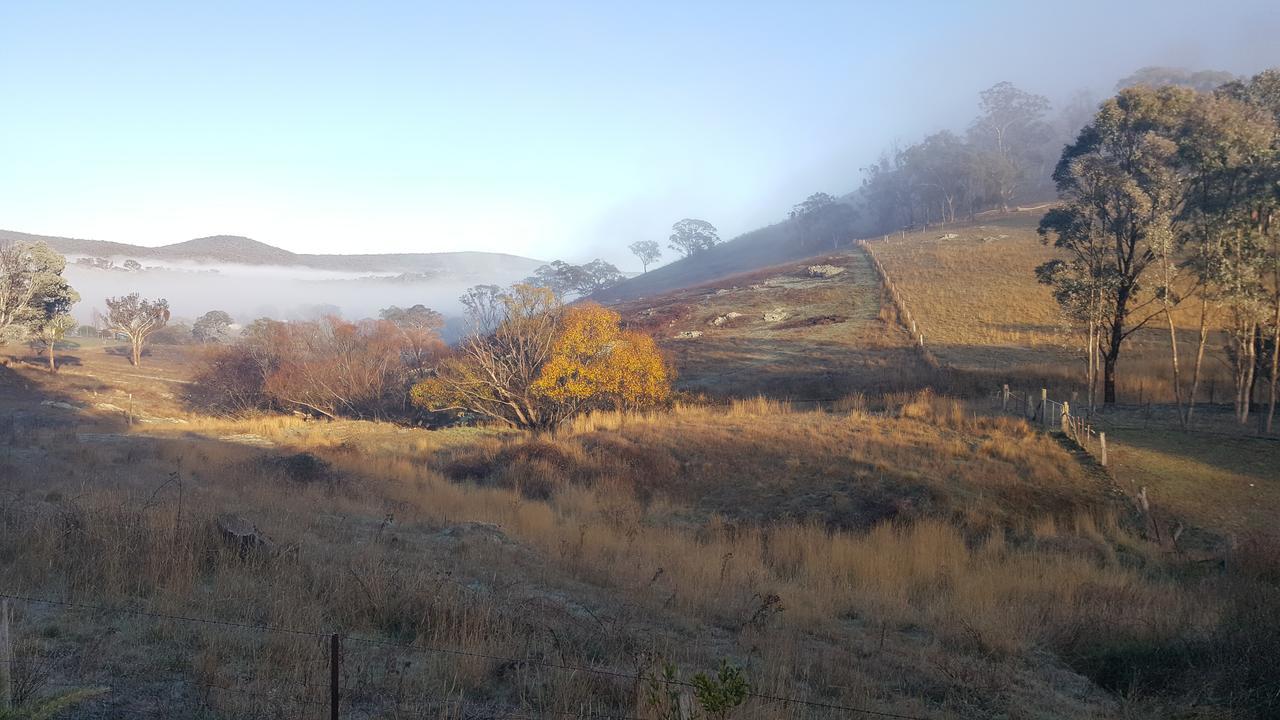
{"left": 1037, "top": 68, "right": 1280, "bottom": 432}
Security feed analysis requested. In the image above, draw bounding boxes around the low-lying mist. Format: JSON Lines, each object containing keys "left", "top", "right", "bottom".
{"left": 64, "top": 259, "right": 522, "bottom": 329}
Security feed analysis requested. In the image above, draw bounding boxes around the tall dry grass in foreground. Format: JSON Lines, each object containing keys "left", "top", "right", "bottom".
{"left": 5, "top": 391, "right": 1272, "bottom": 718}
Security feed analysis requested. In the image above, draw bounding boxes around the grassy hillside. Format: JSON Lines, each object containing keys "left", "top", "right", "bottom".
{"left": 608, "top": 248, "right": 930, "bottom": 400}
{"left": 866, "top": 210, "right": 1236, "bottom": 404}
{"left": 6, "top": 339, "right": 1266, "bottom": 719}
{"left": 592, "top": 217, "right": 852, "bottom": 304}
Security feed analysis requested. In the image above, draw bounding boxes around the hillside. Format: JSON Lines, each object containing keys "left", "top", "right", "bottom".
{"left": 592, "top": 216, "right": 849, "bottom": 303}
{"left": 0, "top": 228, "right": 545, "bottom": 276}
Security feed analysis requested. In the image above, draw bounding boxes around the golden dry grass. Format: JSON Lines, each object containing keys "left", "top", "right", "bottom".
{"left": 1, "top": 295, "right": 1277, "bottom": 718}
{"left": 869, "top": 211, "right": 1236, "bottom": 404}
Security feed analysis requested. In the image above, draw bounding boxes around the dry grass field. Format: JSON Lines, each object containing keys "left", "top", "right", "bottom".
{"left": 606, "top": 250, "right": 931, "bottom": 400}
{"left": 0, "top": 239, "right": 1278, "bottom": 719}
{"left": 868, "top": 210, "right": 1238, "bottom": 404}
{"left": 3, "top": 341, "right": 1274, "bottom": 719}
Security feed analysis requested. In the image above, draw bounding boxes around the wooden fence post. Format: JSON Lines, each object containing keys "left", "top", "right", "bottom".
{"left": 330, "top": 633, "right": 341, "bottom": 720}
{"left": 1040, "top": 389, "right": 1049, "bottom": 429}
{"left": 1061, "top": 401, "right": 1070, "bottom": 434}
{"left": 1099, "top": 432, "right": 1108, "bottom": 467}
{"left": 1001, "top": 384, "right": 1010, "bottom": 412}
{"left": 1025, "top": 393, "right": 1033, "bottom": 419}
{"left": 0, "top": 600, "right": 12, "bottom": 712}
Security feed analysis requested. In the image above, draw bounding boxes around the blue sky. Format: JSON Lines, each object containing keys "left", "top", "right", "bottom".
{"left": 2, "top": 1, "right": 1278, "bottom": 268}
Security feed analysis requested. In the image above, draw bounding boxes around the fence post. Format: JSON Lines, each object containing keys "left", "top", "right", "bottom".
{"left": 1025, "top": 393, "right": 1033, "bottom": 419}
{"left": 1040, "top": 389, "right": 1048, "bottom": 429}
{"left": 1001, "top": 384, "right": 1010, "bottom": 412}
{"left": 330, "top": 633, "right": 341, "bottom": 720}
{"left": 1099, "top": 432, "right": 1108, "bottom": 467}
{"left": 1061, "top": 401, "right": 1070, "bottom": 434}
{"left": 0, "top": 600, "right": 11, "bottom": 711}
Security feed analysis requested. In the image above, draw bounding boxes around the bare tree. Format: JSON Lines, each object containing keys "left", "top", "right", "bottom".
{"left": 104, "top": 293, "right": 170, "bottom": 366}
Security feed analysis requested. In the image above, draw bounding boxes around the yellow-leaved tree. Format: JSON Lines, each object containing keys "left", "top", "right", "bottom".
{"left": 411, "top": 286, "right": 669, "bottom": 429}
{"left": 533, "top": 304, "right": 670, "bottom": 412}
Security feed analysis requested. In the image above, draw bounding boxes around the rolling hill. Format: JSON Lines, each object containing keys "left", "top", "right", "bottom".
{"left": 0, "top": 228, "right": 546, "bottom": 277}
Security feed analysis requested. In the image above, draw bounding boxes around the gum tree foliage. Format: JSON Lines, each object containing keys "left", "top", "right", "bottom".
{"left": 33, "top": 313, "right": 77, "bottom": 373}
{"left": 524, "top": 259, "right": 624, "bottom": 298}
{"left": 1038, "top": 85, "right": 1193, "bottom": 405}
{"left": 668, "top": 218, "right": 720, "bottom": 257}
{"left": 411, "top": 284, "right": 669, "bottom": 429}
{"left": 968, "top": 81, "right": 1053, "bottom": 211}
{"left": 788, "top": 192, "right": 859, "bottom": 249}
{"left": 0, "top": 241, "right": 79, "bottom": 341}
{"left": 192, "top": 310, "right": 234, "bottom": 343}
{"left": 103, "top": 293, "right": 170, "bottom": 366}
{"left": 628, "top": 239, "right": 662, "bottom": 272}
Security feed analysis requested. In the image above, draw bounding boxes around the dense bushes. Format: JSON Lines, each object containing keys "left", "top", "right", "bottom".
{"left": 186, "top": 315, "right": 445, "bottom": 420}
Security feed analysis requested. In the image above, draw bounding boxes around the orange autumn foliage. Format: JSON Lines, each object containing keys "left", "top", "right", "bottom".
{"left": 533, "top": 304, "right": 671, "bottom": 411}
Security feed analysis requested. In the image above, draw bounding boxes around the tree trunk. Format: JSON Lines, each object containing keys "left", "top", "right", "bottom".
{"left": 1163, "top": 307, "right": 1186, "bottom": 427}
{"left": 1103, "top": 351, "right": 1118, "bottom": 405}
{"left": 1187, "top": 295, "right": 1211, "bottom": 426}
{"left": 131, "top": 337, "right": 142, "bottom": 367}
{"left": 1268, "top": 308, "right": 1279, "bottom": 433}
{"left": 47, "top": 342, "right": 56, "bottom": 373}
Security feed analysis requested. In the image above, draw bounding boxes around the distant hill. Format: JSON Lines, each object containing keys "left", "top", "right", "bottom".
{"left": 0, "top": 229, "right": 545, "bottom": 277}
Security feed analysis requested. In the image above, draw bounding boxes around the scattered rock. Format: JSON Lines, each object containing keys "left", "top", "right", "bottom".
{"left": 708, "top": 312, "right": 743, "bottom": 327}
{"left": 674, "top": 330, "right": 703, "bottom": 339}
{"left": 806, "top": 264, "right": 845, "bottom": 278}
{"left": 221, "top": 433, "right": 276, "bottom": 448}
{"left": 438, "top": 522, "right": 512, "bottom": 549}
{"left": 216, "top": 513, "right": 276, "bottom": 556}
{"left": 40, "top": 400, "right": 78, "bottom": 411}
{"left": 763, "top": 309, "right": 789, "bottom": 323}
{"left": 76, "top": 433, "right": 133, "bottom": 444}
{"left": 938, "top": 233, "right": 959, "bottom": 240}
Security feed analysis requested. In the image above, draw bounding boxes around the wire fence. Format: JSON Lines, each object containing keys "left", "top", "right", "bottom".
{"left": 0, "top": 591, "right": 933, "bottom": 720}
{"left": 987, "top": 384, "right": 1108, "bottom": 466}
{"left": 856, "top": 239, "right": 939, "bottom": 370}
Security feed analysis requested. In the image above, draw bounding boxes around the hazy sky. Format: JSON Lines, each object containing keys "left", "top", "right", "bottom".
{"left": 3, "top": 1, "right": 1278, "bottom": 269}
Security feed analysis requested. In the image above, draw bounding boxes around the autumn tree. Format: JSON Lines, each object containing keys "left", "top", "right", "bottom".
{"left": 412, "top": 284, "right": 564, "bottom": 428}
{"left": 379, "top": 304, "right": 447, "bottom": 372}
{"left": 668, "top": 219, "right": 719, "bottom": 257}
{"left": 411, "top": 284, "right": 669, "bottom": 428}
{"left": 103, "top": 293, "right": 170, "bottom": 366}
{"left": 532, "top": 304, "right": 670, "bottom": 412}
{"left": 628, "top": 240, "right": 662, "bottom": 272}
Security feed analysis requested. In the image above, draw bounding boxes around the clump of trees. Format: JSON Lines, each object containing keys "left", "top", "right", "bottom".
{"left": 411, "top": 284, "right": 670, "bottom": 429}
{"left": 1038, "top": 68, "right": 1280, "bottom": 429}
{"left": 188, "top": 312, "right": 446, "bottom": 419}
{"left": 860, "top": 82, "right": 1060, "bottom": 232}
{"left": 102, "top": 293, "right": 170, "bottom": 366}
{"left": 0, "top": 241, "right": 80, "bottom": 372}
{"left": 789, "top": 192, "right": 859, "bottom": 250}
{"left": 524, "top": 259, "right": 625, "bottom": 298}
